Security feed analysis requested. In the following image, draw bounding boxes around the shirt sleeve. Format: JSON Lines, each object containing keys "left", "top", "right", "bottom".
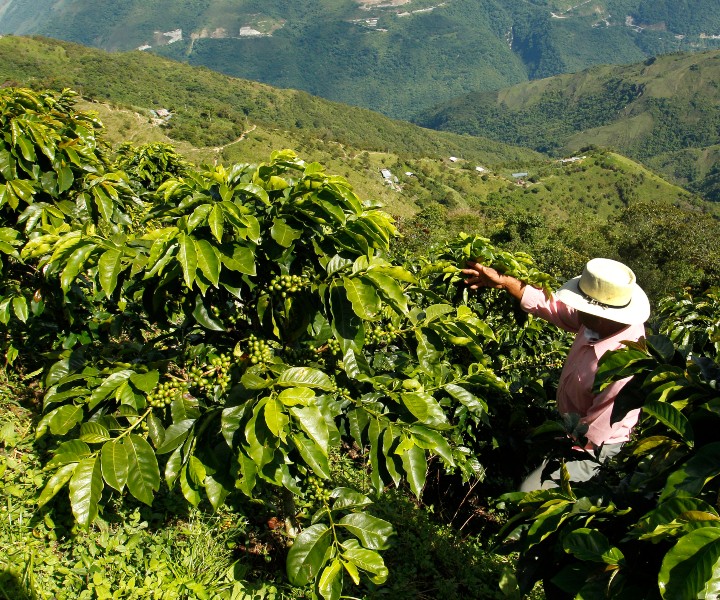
{"left": 520, "top": 285, "right": 582, "bottom": 333}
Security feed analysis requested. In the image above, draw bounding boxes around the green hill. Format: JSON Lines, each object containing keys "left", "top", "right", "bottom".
{"left": 0, "top": 34, "right": 718, "bottom": 296}
{"left": 0, "top": 34, "right": 541, "bottom": 216}
{"left": 1, "top": 0, "right": 720, "bottom": 119}
{"left": 0, "top": 36, "right": 536, "bottom": 159}
{"left": 413, "top": 50, "right": 720, "bottom": 200}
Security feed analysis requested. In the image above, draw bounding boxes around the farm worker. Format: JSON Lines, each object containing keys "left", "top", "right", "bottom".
{"left": 462, "top": 257, "right": 650, "bottom": 491}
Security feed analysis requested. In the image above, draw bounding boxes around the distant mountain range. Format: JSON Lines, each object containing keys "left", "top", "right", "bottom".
{"left": 414, "top": 49, "right": 720, "bottom": 200}
{"left": 1, "top": 0, "right": 720, "bottom": 120}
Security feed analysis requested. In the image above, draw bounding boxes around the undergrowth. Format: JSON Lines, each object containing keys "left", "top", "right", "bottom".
{"left": 0, "top": 372, "right": 538, "bottom": 600}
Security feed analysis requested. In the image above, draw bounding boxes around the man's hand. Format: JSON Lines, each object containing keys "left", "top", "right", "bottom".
{"left": 461, "top": 260, "right": 526, "bottom": 301}
{"left": 462, "top": 261, "right": 504, "bottom": 289}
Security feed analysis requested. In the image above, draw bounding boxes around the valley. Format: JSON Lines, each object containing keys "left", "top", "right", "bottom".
{"left": 1, "top": 0, "right": 719, "bottom": 120}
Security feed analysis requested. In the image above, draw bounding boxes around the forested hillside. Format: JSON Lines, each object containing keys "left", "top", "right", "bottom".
{"left": 1, "top": 0, "right": 720, "bottom": 119}
{"left": 414, "top": 49, "right": 720, "bottom": 201}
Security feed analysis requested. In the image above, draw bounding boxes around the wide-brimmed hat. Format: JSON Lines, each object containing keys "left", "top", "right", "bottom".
{"left": 555, "top": 258, "right": 650, "bottom": 325}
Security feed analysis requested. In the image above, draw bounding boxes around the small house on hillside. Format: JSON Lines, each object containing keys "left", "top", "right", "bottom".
{"left": 512, "top": 172, "right": 528, "bottom": 178}
{"left": 379, "top": 167, "right": 400, "bottom": 190}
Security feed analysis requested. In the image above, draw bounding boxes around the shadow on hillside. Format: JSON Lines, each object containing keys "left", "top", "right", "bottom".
{"left": 0, "top": 569, "right": 35, "bottom": 600}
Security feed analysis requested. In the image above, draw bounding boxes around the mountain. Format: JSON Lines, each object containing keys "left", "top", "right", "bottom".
{"left": 413, "top": 49, "right": 720, "bottom": 201}
{"left": 0, "top": 34, "right": 542, "bottom": 217}
{"left": 0, "top": 34, "right": 718, "bottom": 296}
{"left": 1, "top": 0, "right": 719, "bottom": 120}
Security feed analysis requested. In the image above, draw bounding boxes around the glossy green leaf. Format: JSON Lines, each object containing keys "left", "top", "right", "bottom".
{"left": 69, "top": 456, "right": 103, "bottom": 529}
{"left": 79, "top": 421, "right": 110, "bottom": 444}
{"left": 236, "top": 452, "right": 257, "bottom": 497}
{"left": 188, "top": 455, "right": 207, "bottom": 486}
{"left": 364, "top": 271, "right": 408, "bottom": 314}
{"left": 12, "top": 296, "right": 28, "bottom": 322}
{"left": 180, "top": 463, "right": 202, "bottom": 507}
{"left": 400, "top": 443, "right": 427, "bottom": 499}
{"left": 46, "top": 439, "right": 91, "bottom": 468}
{"left": 244, "top": 400, "right": 275, "bottom": 468}
{"left": 129, "top": 371, "right": 160, "bottom": 394}
{"left": 286, "top": 523, "right": 332, "bottom": 586}
{"left": 444, "top": 383, "right": 488, "bottom": 419}
{"left": 290, "top": 405, "right": 330, "bottom": 455}
{"left": 330, "top": 487, "right": 373, "bottom": 511}
{"left": 194, "top": 238, "right": 221, "bottom": 286}
{"left": 178, "top": 232, "right": 197, "bottom": 288}
{"left": 205, "top": 474, "right": 231, "bottom": 510}
{"left": 155, "top": 419, "right": 195, "bottom": 455}
{"left": 367, "top": 419, "right": 383, "bottom": 492}
{"left": 401, "top": 392, "right": 449, "bottom": 427}
{"left": 171, "top": 393, "right": 201, "bottom": 422}
{"left": 381, "top": 427, "right": 402, "bottom": 487}
{"left": 338, "top": 512, "right": 394, "bottom": 550}
{"left": 563, "top": 528, "right": 624, "bottom": 565}
{"left": 123, "top": 434, "right": 160, "bottom": 505}
{"left": 147, "top": 413, "right": 166, "bottom": 449}
{"left": 92, "top": 186, "right": 113, "bottom": 222}
{"left": 278, "top": 367, "right": 334, "bottom": 391}
{"left": 101, "top": 439, "right": 129, "bottom": 492}
{"left": 410, "top": 425, "right": 455, "bottom": 466}
{"left": 187, "top": 203, "right": 212, "bottom": 233}
{"left": 264, "top": 397, "right": 289, "bottom": 439}
{"left": 48, "top": 404, "right": 84, "bottom": 436}
{"left": 271, "top": 218, "right": 302, "bottom": 247}
{"left": 221, "top": 403, "right": 252, "bottom": 447}
{"left": 423, "top": 303, "right": 455, "bottom": 323}
{"left": 88, "top": 369, "right": 134, "bottom": 410}
{"left": 98, "top": 248, "right": 123, "bottom": 296}
{"left": 662, "top": 442, "right": 720, "bottom": 501}
{"left": 329, "top": 283, "right": 364, "bottom": 354}
{"left": 57, "top": 165, "right": 73, "bottom": 193}
{"left": 60, "top": 243, "right": 95, "bottom": 292}
{"left": 659, "top": 527, "right": 720, "bottom": 599}
{"left": 318, "top": 559, "right": 343, "bottom": 600}
{"left": 218, "top": 243, "right": 256, "bottom": 275}
{"left": 643, "top": 400, "right": 693, "bottom": 446}
{"left": 293, "top": 433, "right": 331, "bottom": 479}
{"left": 415, "top": 327, "right": 444, "bottom": 375}
{"left": 37, "top": 463, "right": 77, "bottom": 508}
{"left": 341, "top": 540, "right": 389, "bottom": 585}
{"left": 208, "top": 204, "right": 224, "bottom": 242}
{"left": 164, "top": 445, "right": 183, "bottom": 488}
{"left": 192, "top": 295, "right": 224, "bottom": 331}
{"left": 278, "top": 386, "right": 315, "bottom": 407}
{"left": 635, "top": 498, "right": 719, "bottom": 540}
{"left": 526, "top": 501, "right": 573, "bottom": 548}
{"left": 343, "top": 276, "right": 381, "bottom": 321}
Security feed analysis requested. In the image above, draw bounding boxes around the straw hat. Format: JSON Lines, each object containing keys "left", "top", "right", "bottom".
{"left": 555, "top": 258, "right": 650, "bottom": 325}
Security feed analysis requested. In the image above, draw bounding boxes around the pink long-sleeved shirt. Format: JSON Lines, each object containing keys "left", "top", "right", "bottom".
{"left": 520, "top": 285, "right": 645, "bottom": 448}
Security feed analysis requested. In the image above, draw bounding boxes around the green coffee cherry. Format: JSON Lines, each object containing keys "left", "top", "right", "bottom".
{"left": 268, "top": 273, "right": 311, "bottom": 298}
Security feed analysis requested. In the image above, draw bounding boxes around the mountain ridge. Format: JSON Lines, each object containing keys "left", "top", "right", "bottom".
{"left": 413, "top": 49, "right": 720, "bottom": 200}
{"left": 1, "top": 0, "right": 720, "bottom": 119}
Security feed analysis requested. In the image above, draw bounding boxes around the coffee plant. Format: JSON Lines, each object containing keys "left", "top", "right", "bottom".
{"left": 496, "top": 287, "right": 720, "bottom": 599}
{"left": 1, "top": 87, "right": 572, "bottom": 598}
